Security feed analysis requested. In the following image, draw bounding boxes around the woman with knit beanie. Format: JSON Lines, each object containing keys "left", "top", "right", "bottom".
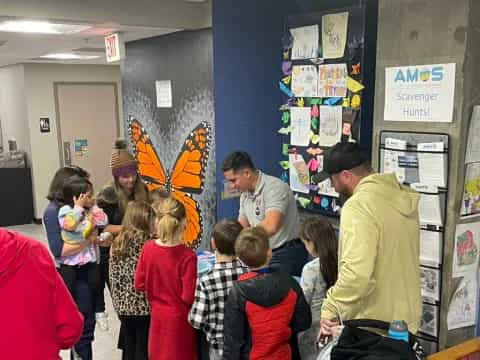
{"left": 96, "top": 139, "right": 149, "bottom": 334}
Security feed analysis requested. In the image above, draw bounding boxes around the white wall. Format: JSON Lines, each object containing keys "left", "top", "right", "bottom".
{"left": 23, "top": 63, "right": 122, "bottom": 218}
{"left": 0, "top": 65, "right": 31, "bottom": 161}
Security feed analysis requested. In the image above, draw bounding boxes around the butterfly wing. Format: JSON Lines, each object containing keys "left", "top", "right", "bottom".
{"left": 128, "top": 118, "right": 167, "bottom": 190}
{"left": 170, "top": 122, "right": 211, "bottom": 194}
{"left": 171, "top": 190, "right": 202, "bottom": 249}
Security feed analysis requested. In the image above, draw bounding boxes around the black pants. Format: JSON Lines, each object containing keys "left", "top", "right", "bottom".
{"left": 95, "top": 246, "right": 110, "bottom": 313}
{"left": 59, "top": 262, "right": 100, "bottom": 312}
{"left": 118, "top": 315, "right": 150, "bottom": 360}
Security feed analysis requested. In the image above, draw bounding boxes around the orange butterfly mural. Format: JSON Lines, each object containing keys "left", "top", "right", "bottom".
{"left": 128, "top": 118, "right": 211, "bottom": 249}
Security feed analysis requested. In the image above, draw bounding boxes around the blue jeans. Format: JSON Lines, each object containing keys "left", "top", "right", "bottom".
{"left": 70, "top": 272, "right": 95, "bottom": 359}
{"left": 270, "top": 239, "right": 309, "bottom": 277}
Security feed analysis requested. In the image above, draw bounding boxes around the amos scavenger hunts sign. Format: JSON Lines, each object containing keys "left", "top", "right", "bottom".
{"left": 384, "top": 63, "right": 455, "bottom": 122}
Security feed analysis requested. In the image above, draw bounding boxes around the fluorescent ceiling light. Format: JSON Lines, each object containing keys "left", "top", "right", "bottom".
{"left": 40, "top": 53, "right": 100, "bottom": 60}
{"left": 0, "top": 21, "right": 90, "bottom": 34}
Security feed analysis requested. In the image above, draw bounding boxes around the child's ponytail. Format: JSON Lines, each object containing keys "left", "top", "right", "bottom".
{"left": 154, "top": 197, "right": 186, "bottom": 244}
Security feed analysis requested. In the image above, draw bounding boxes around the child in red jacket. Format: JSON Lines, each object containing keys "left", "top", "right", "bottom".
{"left": 0, "top": 229, "right": 84, "bottom": 359}
{"left": 223, "top": 226, "right": 311, "bottom": 360}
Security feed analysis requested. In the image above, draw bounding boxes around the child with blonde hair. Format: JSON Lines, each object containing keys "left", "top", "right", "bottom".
{"left": 135, "top": 197, "right": 197, "bottom": 360}
{"left": 109, "top": 201, "right": 155, "bottom": 360}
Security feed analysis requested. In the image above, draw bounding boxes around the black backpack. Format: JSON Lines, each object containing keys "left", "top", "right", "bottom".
{"left": 331, "top": 319, "right": 425, "bottom": 360}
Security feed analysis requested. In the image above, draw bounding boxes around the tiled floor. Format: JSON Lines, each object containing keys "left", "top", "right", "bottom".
{"left": 5, "top": 224, "right": 122, "bottom": 360}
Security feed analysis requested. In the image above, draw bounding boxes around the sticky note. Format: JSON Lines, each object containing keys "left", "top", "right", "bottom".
{"left": 347, "top": 76, "right": 364, "bottom": 93}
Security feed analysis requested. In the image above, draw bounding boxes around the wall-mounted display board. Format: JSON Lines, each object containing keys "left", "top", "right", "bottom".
{"left": 278, "top": 4, "right": 376, "bottom": 217}
{"left": 379, "top": 130, "right": 450, "bottom": 349}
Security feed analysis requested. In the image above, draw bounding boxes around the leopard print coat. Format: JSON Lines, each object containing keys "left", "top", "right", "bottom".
{"left": 109, "top": 238, "right": 150, "bottom": 316}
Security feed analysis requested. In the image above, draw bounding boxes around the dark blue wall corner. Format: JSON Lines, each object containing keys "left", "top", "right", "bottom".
{"left": 213, "top": 0, "right": 294, "bottom": 219}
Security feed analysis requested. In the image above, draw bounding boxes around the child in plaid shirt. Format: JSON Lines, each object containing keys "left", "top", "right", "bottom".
{"left": 188, "top": 219, "right": 247, "bottom": 360}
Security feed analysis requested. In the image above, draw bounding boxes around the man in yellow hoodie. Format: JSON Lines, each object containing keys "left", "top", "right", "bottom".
{"left": 312, "top": 142, "right": 421, "bottom": 335}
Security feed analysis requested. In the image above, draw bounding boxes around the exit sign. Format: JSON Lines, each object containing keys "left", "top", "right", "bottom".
{"left": 105, "top": 33, "right": 123, "bottom": 63}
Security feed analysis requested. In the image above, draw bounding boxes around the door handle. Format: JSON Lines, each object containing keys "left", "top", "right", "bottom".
{"left": 63, "top": 141, "right": 72, "bottom": 166}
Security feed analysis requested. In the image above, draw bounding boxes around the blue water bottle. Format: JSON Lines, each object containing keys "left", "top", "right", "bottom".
{"left": 388, "top": 320, "right": 409, "bottom": 343}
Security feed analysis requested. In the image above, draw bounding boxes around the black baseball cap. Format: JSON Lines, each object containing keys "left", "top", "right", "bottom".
{"left": 311, "top": 142, "right": 371, "bottom": 184}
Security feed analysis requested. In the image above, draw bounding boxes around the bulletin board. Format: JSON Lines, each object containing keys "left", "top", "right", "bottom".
{"left": 379, "top": 130, "right": 450, "bottom": 347}
{"left": 278, "top": 4, "right": 375, "bottom": 217}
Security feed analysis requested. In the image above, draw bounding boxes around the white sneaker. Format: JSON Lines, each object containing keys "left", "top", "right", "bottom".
{"left": 72, "top": 347, "right": 82, "bottom": 360}
{"left": 95, "top": 312, "right": 109, "bottom": 331}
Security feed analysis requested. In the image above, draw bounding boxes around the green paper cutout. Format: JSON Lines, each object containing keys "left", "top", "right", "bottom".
{"left": 309, "top": 98, "right": 322, "bottom": 105}
{"left": 282, "top": 143, "right": 289, "bottom": 156}
{"left": 311, "top": 117, "right": 319, "bottom": 130}
{"left": 281, "top": 111, "right": 290, "bottom": 124}
{"left": 279, "top": 160, "right": 290, "bottom": 170}
{"left": 297, "top": 197, "right": 311, "bottom": 208}
{"left": 278, "top": 126, "right": 293, "bottom": 135}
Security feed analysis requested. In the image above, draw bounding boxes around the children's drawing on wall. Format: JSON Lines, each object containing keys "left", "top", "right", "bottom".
{"left": 318, "top": 106, "right": 343, "bottom": 146}
{"left": 290, "top": 25, "right": 319, "bottom": 60}
{"left": 322, "top": 12, "right": 349, "bottom": 59}
{"left": 318, "top": 64, "right": 347, "bottom": 98}
{"left": 453, "top": 221, "right": 480, "bottom": 277}
{"left": 316, "top": 155, "right": 339, "bottom": 198}
{"left": 461, "top": 162, "right": 480, "bottom": 216}
{"left": 289, "top": 153, "right": 310, "bottom": 194}
{"left": 291, "top": 65, "right": 318, "bottom": 98}
{"left": 447, "top": 275, "right": 478, "bottom": 330}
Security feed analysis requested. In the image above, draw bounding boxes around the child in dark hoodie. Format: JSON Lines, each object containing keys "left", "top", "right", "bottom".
{"left": 0, "top": 229, "right": 84, "bottom": 359}
{"left": 223, "top": 226, "right": 311, "bottom": 360}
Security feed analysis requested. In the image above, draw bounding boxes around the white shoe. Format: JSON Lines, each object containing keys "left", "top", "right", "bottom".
{"left": 95, "top": 312, "right": 109, "bottom": 331}
{"left": 72, "top": 347, "right": 82, "bottom": 360}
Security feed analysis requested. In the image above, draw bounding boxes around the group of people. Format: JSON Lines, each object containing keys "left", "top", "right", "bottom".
{"left": 0, "top": 140, "right": 422, "bottom": 360}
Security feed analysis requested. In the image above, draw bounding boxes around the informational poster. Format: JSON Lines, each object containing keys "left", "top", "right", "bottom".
{"left": 74, "top": 139, "right": 88, "bottom": 156}
{"left": 447, "top": 275, "right": 478, "bottom": 330}
{"left": 461, "top": 162, "right": 480, "bottom": 217}
{"left": 384, "top": 63, "right": 455, "bottom": 122}
{"left": 453, "top": 221, "right": 480, "bottom": 278}
{"left": 420, "top": 267, "right": 441, "bottom": 301}
{"left": 322, "top": 12, "right": 348, "bottom": 59}
{"left": 383, "top": 138, "right": 407, "bottom": 183}
{"left": 290, "top": 25, "right": 319, "bottom": 60}
{"left": 155, "top": 80, "right": 172, "bottom": 108}
{"left": 291, "top": 65, "right": 318, "bottom": 98}
{"left": 318, "top": 64, "right": 347, "bottom": 98}
{"left": 420, "top": 303, "right": 439, "bottom": 337}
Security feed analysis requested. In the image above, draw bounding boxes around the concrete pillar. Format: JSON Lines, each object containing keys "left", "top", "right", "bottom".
{"left": 373, "top": 0, "right": 479, "bottom": 348}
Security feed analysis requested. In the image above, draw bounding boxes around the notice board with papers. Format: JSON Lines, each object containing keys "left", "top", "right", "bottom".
{"left": 379, "top": 131, "right": 449, "bottom": 347}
